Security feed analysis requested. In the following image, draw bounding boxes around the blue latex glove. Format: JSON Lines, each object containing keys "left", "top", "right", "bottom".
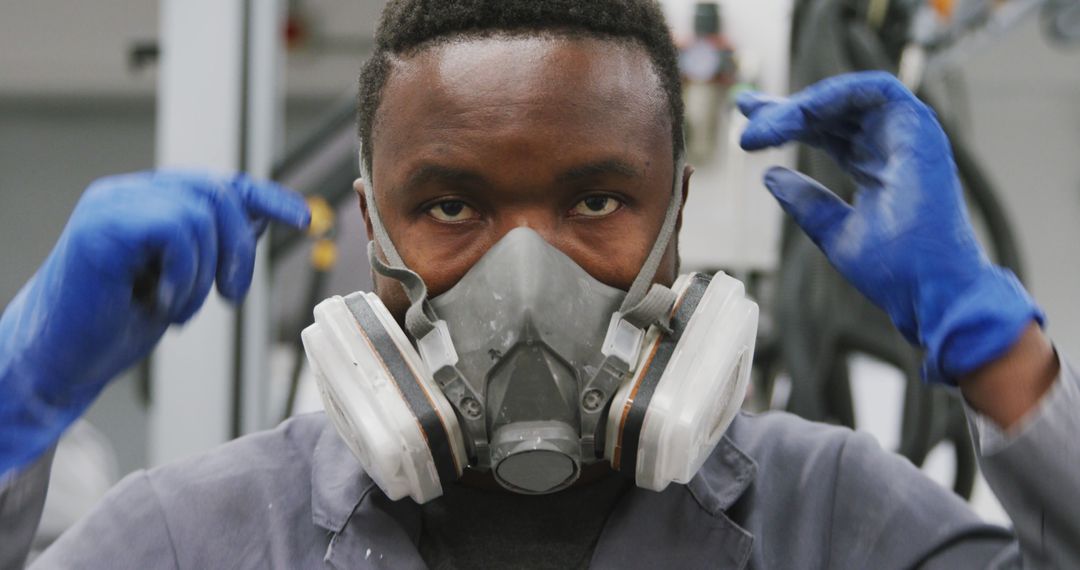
{"left": 737, "top": 71, "right": 1043, "bottom": 385}
{"left": 0, "top": 171, "right": 310, "bottom": 474}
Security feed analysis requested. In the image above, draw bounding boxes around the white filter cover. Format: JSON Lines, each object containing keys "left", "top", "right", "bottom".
{"left": 302, "top": 294, "right": 456, "bottom": 504}
{"left": 634, "top": 273, "right": 758, "bottom": 491}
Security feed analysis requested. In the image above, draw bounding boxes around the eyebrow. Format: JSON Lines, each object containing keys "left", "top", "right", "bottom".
{"left": 398, "top": 157, "right": 644, "bottom": 194}
{"left": 555, "top": 158, "right": 643, "bottom": 185}
{"left": 402, "top": 163, "right": 489, "bottom": 193}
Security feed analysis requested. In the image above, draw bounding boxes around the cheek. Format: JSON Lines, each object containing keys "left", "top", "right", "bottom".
{"left": 557, "top": 232, "right": 648, "bottom": 290}
{"left": 369, "top": 232, "right": 480, "bottom": 325}
{"left": 554, "top": 209, "right": 668, "bottom": 291}
{"left": 393, "top": 222, "right": 493, "bottom": 298}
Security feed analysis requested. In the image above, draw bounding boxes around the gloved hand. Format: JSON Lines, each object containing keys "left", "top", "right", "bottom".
{"left": 737, "top": 71, "right": 1043, "bottom": 385}
{"left": 0, "top": 171, "right": 310, "bottom": 474}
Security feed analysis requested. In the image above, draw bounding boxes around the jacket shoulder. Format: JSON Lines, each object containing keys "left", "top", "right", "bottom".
{"left": 724, "top": 410, "right": 1008, "bottom": 568}
{"left": 147, "top": 411, "right": 328, "bottom": 492}
{"left": 136, "top": 413, "right": 333, "bottom": 561}
{"left": 724, "top": 409, "right": 975, "bottom": 510}
{"left": 725, "top": 410, "right": 855, "bottom": 472}
{"left": 35, "top": 414, "right": 333, "bottom": 568}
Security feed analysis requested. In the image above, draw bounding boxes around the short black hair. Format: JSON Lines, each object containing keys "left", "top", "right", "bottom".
{"left": 357, "top": 0, "right": 684, "bottom": 175}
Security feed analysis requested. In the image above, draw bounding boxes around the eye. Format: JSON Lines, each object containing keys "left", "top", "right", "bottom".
{"left": 426, "top": 200, "right": 478, "bottom": 223}
{"left": 571, "top": 195, "right": 621, "bottom": 218}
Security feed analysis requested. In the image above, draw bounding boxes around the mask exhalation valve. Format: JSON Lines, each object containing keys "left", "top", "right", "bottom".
{"left": 490, "top": 421, "right": 582, "bottom": 494}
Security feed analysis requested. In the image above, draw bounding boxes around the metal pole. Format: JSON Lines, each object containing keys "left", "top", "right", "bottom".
{"left": 239, "top": 0, "right": 286, "bottom": 435}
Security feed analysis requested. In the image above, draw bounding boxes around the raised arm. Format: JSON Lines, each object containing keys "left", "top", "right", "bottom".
{"left": 738, "top": 71, "right": 1077, "bottom": 566}
{"left": 0, "top": 171, "right": 309, "bottom": 567}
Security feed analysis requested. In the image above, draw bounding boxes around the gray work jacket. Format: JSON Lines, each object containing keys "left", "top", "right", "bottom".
{"left": 4, "top": 359, "right": 1079, "bottom": 569}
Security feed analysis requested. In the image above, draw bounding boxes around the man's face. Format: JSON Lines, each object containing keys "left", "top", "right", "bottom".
{"left": 358, "top": 35, "right": 689, "bottom": 319}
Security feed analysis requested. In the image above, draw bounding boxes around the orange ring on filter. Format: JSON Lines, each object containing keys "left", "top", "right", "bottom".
{"left": 611, "top": 335, "right": 663, "bottom": 471}
{"left": 609, "top": 274, "right": 712, "bottom": 476}
{"left": 344, "top": 294, "right": 464, "bottom": 482}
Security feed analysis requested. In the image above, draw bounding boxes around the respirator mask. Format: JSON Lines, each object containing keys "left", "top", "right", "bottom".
{"left": 301, "top": 154, "right": 758, "bottom": 504}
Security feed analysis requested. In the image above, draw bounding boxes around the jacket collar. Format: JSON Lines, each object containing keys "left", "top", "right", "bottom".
{"left": 589, "top": 423, "right": 758, "bottom": 569}
{"left": 310, "top": 413, "right": 758, "bottom": 569}
{"left": 310, "top": 422, "right": 373, "bottom": 533}
{"left": 311, "top": 423, "right": 425, "bottom": 568}
{"left": 687, "top": 422, "right": 758, "bottom": 514}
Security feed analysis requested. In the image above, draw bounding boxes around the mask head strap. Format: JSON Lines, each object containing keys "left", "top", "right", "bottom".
{"left": 361, "top": 154, "right": 438, "bottom": 340}
{"left": 616, "top": 154, "right": 686, "bottom": 332}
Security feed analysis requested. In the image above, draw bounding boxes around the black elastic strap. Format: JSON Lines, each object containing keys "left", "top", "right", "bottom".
{"left": 345, "top": 295, "right": 460, "bottom": 483}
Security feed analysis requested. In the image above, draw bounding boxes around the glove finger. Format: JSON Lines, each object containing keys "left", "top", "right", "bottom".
{"left": 144, "top": 170, "right": 302, "bottom": 307}
{"left": 173, "top": 199, "right": 218, "bottom": 324}
{"left": 735, "top": 91, "right": 783, "bottom": 118}
{"left": 250, "top": 217, "right": 270, "bottom": 239}
{"left": 193, "top": 180, "right": 258, "bottom": 303}
{"left": 741, "top": 71, "right": 912, "bottom": 151}
{"left": 231, "top": 174, "right": 311, "bottom": 230}
{"left": 154, "top": 170, "right": 310, "bottom": 231}
{"left": 154, "top": 219, "right": 200, "bottom": 322}
{"left": 811, "top": 128, "right": 887, "bottom": 189}
{"left": 763, "top": 166, "right": 852, "bottom": 252}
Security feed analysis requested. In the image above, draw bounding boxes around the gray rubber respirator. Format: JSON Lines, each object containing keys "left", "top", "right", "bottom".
{"left": 301, "top": 156, "right": 758, "bottom": 503}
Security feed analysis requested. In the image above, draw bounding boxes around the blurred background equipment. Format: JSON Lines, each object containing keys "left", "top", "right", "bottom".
{"left": 679, "top": 2, "right": 739, "bottom": 166}
{"left": 662, "top": 0, "right": 797, "bottom": 273}
{"left": 1042, "top": 0, "right": 1080, "bottom": 45}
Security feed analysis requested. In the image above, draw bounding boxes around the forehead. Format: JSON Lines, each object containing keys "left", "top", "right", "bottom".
{"left": 371, "top": 34, "right": 672, "bottom": 176}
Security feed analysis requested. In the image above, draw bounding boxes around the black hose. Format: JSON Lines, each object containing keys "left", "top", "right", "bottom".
{"left": 267, "top": 95, "right": 359, "bottom": 266}
{"left": 266, "top": 97, "right": 362, "bottom": 420}
{"left": 268, "top": 151, "right": 357, "bottom": 265}
{"left": 271, "top": 97, "right": 356, "bottom": 181}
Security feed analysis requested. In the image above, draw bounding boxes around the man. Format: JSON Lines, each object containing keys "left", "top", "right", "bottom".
{"left": 1, "top": 0, "right": 1076, "bottom": 568}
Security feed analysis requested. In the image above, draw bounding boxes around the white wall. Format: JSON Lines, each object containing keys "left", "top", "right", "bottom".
{"left": 0, "top": 0, "right": 385, "bottom": 99}
{"left": 961, "top": 19, "right": 1080, "bottom": 358}
{"left": 0, "top": 100, "right": 156, "bottom": 305}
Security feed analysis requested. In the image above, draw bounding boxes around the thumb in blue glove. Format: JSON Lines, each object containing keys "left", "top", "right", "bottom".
{"left": 0, "top": 171, "right": 311, "bottom": 475}
{"left": 736, "top": 71, "right": 1043, "bottom": 385}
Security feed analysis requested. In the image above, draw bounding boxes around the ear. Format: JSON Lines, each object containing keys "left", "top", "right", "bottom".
{"left": 354, "top": 177, "right": 375, "bottom": 241}
{"left": 675, "top": 163, "right": 694, "bottom": 233}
